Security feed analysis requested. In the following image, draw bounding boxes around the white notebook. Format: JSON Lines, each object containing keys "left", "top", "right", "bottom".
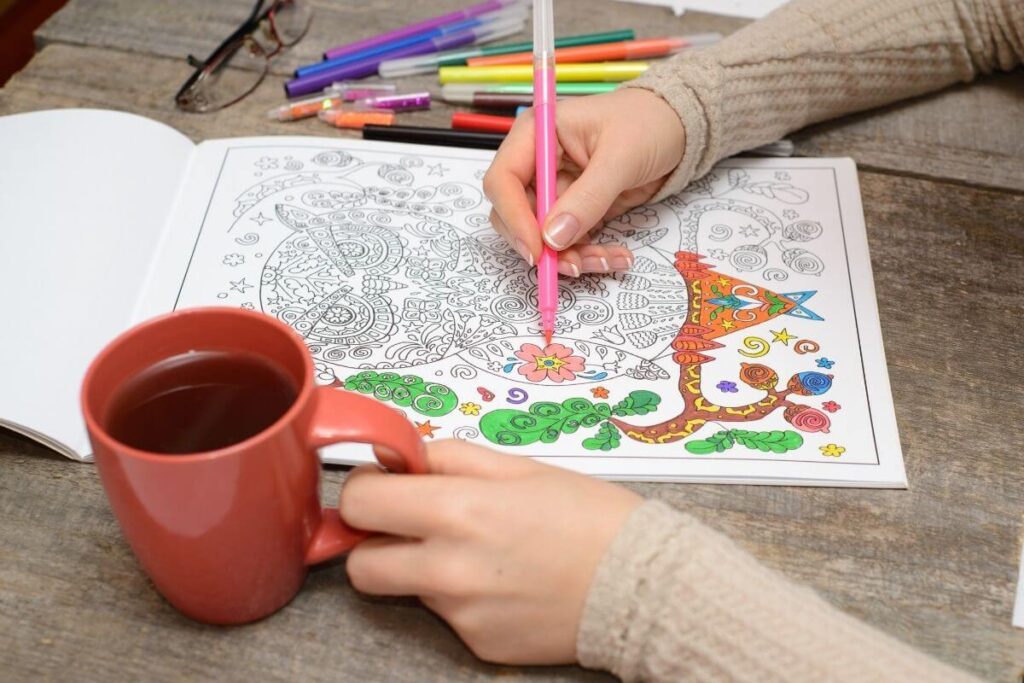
{"left": 0, "top": 109, "right": 905, "bottom": 486}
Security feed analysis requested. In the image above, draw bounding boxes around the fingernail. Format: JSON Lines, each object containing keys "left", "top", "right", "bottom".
{"left": 558, "top": 261, "right": 581, "bottom": 278}
{"left": 581, "top": 256, "right": 609, "bottom": 273}
{"left": 610, "top": 256, "right": 632, "bottom": 271}
{"left": 514, "top": 238, "right": 534, "bottom": 266}
{"left": 544, "top": 214, "right": 583, "bottom": 249}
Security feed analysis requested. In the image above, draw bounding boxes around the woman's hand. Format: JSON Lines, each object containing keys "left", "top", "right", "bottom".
{"left": 340, "top": 440, "right": 643, "bottom": 664}
{"left": 483, "top": 88, "right": 685, "bottom": 277}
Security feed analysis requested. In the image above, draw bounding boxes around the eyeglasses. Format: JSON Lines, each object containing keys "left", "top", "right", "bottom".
{"left": 175, "top": 0, "right": 312, "bottom": 113}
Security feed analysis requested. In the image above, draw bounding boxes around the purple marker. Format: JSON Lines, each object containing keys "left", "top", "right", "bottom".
{"left": 323, "top": 0, "right": 519, "bottom": 61}
{"left": 354, "top": 92, "right": 432, "bottom": 112}
{"left": 287, "top": 16, "right": 523, "bottom": 97}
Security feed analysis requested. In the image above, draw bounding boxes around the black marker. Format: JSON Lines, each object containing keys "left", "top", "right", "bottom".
{"left": 361, "top": 124, "right": 506, "bottom": 150}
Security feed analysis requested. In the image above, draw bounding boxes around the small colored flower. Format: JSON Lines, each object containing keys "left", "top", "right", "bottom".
{"left": 591, "top": 386, "right": 610, "bottom": 399}
{"left": 514, "top": 342, "right": 586, "bottom": 383}
{"left": 819, "top": 443, "right": 845, "bottom": 457}
{"left": 822, "top": 401, "right": 841, "bottom": 413}
{"left": 459, "top": 402, "right": 481, "bottom": 416}
{"left": 816, "top": 357, "right": 835, "bottom": 369}
{"left": 716, "top": 380, "right": 739, "bottom": 393}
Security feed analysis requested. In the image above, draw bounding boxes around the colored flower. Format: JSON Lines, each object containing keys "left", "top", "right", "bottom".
{"left": 591, "top": 386, "right": 610, "bottom": 399}
{"left": 459, "top": 402, "right": 481, "bottom": 416}
{"left": 819, "top": 443, "right": 845, "bottom": 457}
{"left": 816, "top": 357, "right": 835, "bottom": 369}
{"left": 822, "top": 401, "right": 841, "bottom": 413}
{"left": 716, "top": 380, "right": 739, "bottom": 393}
{"left": 514, "top": 343, "right": 585, "bottom": 383}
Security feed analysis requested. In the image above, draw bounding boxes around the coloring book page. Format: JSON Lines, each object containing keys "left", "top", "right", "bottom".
{"left": 143, "top": 138, "right": 905, "bottom": 486}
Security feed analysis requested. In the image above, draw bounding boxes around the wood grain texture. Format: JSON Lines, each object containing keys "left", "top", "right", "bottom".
{"left": 2, "top": 1, "right": 1024, "bottom": 680}
{"left": 0, "top": 168, "right": 1021, "bottom": 680}
{"left": 30, "top": 0, "right": 1024, "bottom": 192}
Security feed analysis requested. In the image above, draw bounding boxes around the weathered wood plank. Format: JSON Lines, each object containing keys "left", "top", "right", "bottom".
{"left": 0, "top": 164, "right": 1021, "bottom": 680}
{"left": 29, "top": 0, "right": 1024, "bottom": 192}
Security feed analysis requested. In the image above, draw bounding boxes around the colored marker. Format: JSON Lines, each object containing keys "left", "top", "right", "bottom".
{"left": 267, "top": 83, "right": 397, "bottom": 121}
{"left": 469, "top": 93, "right": 535, "bottom": 109}
{"left": 319, "top": 109, "right": 397, "bottom": 129}
{"left": 439, "top": 82, "right": 617, "bottom": 103}
{"left": 296, "top": 7, "right": 527, "bottom": 78}
{"left": 451, "top": 112, "right": 515, "bottom": 133}
{"left": 323, "top": 0, "right": 521, "bottom": 61}
{"left": 466, "top": 33, "right": 721, "bottom": 67}
{"left": 287, "top": 16, "right": 525, "bottom": 97}
{"left": 438, "top": 61, "right": 649, "bottom": 84}
{"left": 353, "top": 91, "right": 432, "bottom": 112}
{"left": 533, "top": 0, "right": 558, "bottom": 345}
{"left": 361, "top": 124, "right": 505, "bottom": 150}
{"left": 379, "top": 29, "right": 635, "bottom": 77}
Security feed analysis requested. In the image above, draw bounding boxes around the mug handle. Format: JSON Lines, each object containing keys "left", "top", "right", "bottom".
{"left": 303, "top": 387, "right": 427, "bottom": 565}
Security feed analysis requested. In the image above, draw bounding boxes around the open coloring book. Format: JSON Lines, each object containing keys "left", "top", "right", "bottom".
{"left": 0, "top": 109, "right": 906, "bottom": 486}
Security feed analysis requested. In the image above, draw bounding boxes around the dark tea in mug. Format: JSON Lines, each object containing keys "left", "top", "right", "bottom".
{"left": 105, "top": 350, "right": 299, "bottom": 454}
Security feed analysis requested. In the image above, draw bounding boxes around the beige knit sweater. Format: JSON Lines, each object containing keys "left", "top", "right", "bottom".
{"left": 577, "top": 1, "right": 1023, "bottom": 680}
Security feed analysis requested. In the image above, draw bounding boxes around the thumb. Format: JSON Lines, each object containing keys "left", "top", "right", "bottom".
{"left": 425, "top": 439, "right": 543, "bottom": 479}
{"left": 542, "top": 147, "right": 639, "bottom": 250}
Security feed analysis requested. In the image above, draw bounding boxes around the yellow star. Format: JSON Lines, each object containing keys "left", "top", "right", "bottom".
{"left": 716, "top": 276, "right": 731, "bottom": 287}
{"left": 721, "top": 319, "right": 735, "bottom": 331}
{"left": 415, "top": 420, "right": 439, "bottom": 438}
{"left": 771, "top": 327, "right": 796, "bottom": 345}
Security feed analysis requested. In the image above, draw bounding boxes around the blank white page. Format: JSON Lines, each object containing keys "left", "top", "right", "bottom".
{"left": 0, "top": 109, "right": 194, "bottom": 459}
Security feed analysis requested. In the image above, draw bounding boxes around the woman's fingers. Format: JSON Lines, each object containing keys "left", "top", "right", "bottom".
{"left": 346, "top": 535, "right": 428, "bottom": 596}
{"left": 483, "top": 112, "right": 541, "bottom": 265}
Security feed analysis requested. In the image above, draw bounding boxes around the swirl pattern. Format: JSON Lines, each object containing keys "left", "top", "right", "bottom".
{"left": 738, "top": 336, "right": 770, "bottom": 358}
{"left": 787, "top": 371, "right": 833, "bottom": 396}
{"left": 793, "top": 339, "right": 820, "bottom": 355}
{"left": 730, "top": 245, "right": 768, "bottom": 272}
{"left": 781, "top": 248, "right": 824, "bottom": 276}
{"left": 738, "top": 363, "right": 778, "bottom": 390}
{"left": 784, "top": 405, "right": 831, "bottom": 433}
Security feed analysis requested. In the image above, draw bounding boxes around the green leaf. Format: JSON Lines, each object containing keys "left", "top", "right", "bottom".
{"left": 611, "top": 390, "right": 662, "bottom": 417}
{"left": 583, "top": 421, "right": 622, "bottom": 451}
{"left": 343, "top": 371, "right": 457, "bottom": 417}
{"left": 480, "top": 397, "right": 604, "bottom": 447}
{"left": 685, "top": 429, "right": 804, "bottom": 455}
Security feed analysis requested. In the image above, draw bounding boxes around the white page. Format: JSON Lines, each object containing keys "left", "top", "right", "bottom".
{"left": 138, "top": 138, "right": 904, "bottom": 486}
{"left": 0, "top": 110, "right": 194, "bottom": 460}
{"left": 680, "top": 0, "right": 789, "bottom": 18}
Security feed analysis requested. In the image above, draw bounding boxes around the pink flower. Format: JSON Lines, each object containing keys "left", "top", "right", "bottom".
{"left": 515, "top": 343, "right": 586, "bottom": 383}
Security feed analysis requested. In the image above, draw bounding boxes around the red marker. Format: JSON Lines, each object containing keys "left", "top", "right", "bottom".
{"left": 451, "top": 112, "right": 515, "bottom": 134}
{"left": 466, "top": 34, "right": 720, "bottom": 67}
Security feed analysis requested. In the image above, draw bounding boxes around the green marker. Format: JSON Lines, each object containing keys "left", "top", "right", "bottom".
{"left": 378, "top": 30, "right": 635, "bottom": 77}
{"left": 440, "top": 82, "right": 618, "bottom": 104}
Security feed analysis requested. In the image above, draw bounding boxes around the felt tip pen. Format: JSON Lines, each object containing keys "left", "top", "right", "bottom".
{"left": 451, "top": 112, "right": 515, "bottom": 134}
{"left": 323, "top": 0, "right": 522, "bottom": 61}
{"left": 378, "top": 29, "right": 635, "bottom": 77}
{"left": 466, "top": 33, "right": 722, "bottom": 67}
{"left": 319, "top": 109, "right": 397, "bottom": 129}
{"left": 352, "top": 91, "right": 432, "bottom": 112}
{"left": 468, "top": 93, "right": 535, "bottom": 109}
{"left": 287, "top": 15, "right": 526, "bottom": 97}
{"left": 439, "top": 82, "right": 617, "bottom": 103}
{"left": 361, "top": 124, "right": 506, "bottom": 150}
{"left": 296, "top": 6, "right": 527, "bottom": 79}
{"left": 269, "top": 83, "right": 400, "bottom": 121}
{"left": 533, "top": 0, "right": 558, "bottom": 345}
{"left": 438, "top": 61, "right": 649, "bottom": 84}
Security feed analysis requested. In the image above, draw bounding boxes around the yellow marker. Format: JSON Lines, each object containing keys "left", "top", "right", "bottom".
{"left": 438, "top": 61, "right": 649, "bottom": 84}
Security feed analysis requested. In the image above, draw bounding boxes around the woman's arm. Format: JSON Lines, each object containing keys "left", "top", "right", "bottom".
{"left": 579, "top": 500, "right": 981, "bottom": 682}
{"left": 626, "top": 0, "right": 1024, "bottom": 200}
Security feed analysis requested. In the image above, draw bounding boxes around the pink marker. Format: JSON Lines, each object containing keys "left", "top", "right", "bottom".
{"left": 533, "top": 0, "right": 558, "bottom": 345}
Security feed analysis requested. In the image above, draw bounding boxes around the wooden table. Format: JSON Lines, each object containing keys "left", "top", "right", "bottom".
{"left": 2, "top": 2, "right": 1023, "bottom": 680}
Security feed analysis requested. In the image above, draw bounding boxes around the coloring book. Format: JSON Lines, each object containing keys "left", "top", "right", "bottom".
{"left": 0, "top": 109, "right": 906, "bottom": 486}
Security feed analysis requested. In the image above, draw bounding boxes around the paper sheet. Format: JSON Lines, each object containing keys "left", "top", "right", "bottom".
{"left": 139, "top": 138, "right": 905, "bottom": 486}
{"left": 610, "top": 0, "right": 789, "bottom": 18}
{"left": 0, "top": 110, "right": 194, "bottom": 459}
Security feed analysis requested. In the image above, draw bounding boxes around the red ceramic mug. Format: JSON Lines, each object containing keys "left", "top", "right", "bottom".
{"left": 81, "top": 307, "right": 426, "bottom": 625}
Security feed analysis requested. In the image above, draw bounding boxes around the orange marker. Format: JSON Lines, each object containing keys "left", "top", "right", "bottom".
{"left": 465, "top": 34, "right": 720, "bottom": 67}
{"left": 319, "top": 109, "right": 396, "bottom": 129}
{"left": 451, "top": 112, "right": 515, "bottom": 134}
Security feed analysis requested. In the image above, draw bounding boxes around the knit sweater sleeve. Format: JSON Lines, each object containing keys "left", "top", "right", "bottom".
{"left": 620, "top": 0, "right": 1024, "bottom": 200}
{"left": 576, "top": 500, "right": 980, "bottom": 682}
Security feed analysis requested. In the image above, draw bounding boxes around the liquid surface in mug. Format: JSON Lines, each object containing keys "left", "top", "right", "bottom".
{"left": 105, "top": 350, "right": 299, "bottom": 454}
